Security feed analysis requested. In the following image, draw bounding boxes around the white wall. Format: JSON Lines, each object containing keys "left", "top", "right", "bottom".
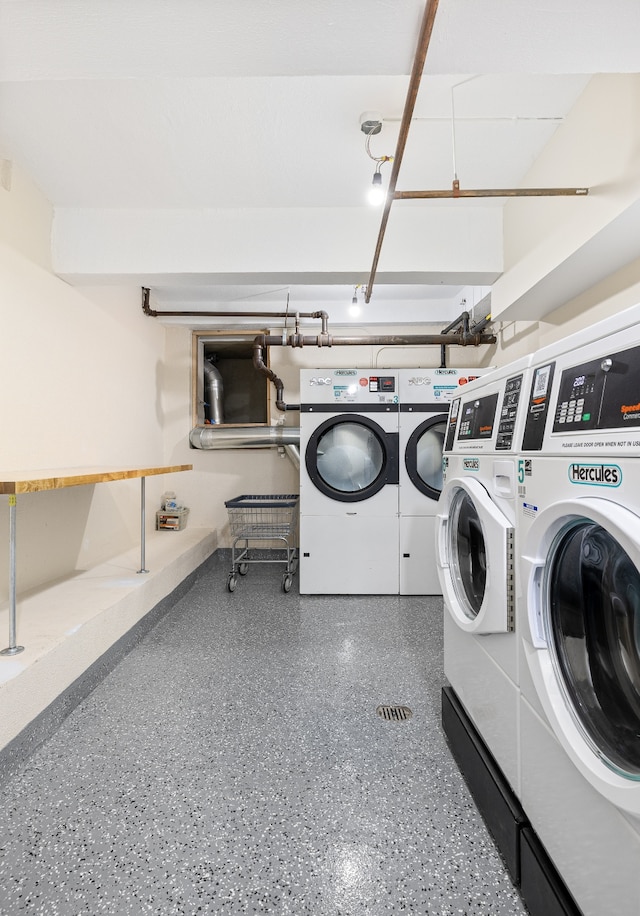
{"left": 0, "top": 161, "right": 53, "bottom": 272}
{"left": 0, "top": 169, "right": 171, "bottom": 599}
{"left": 492, "top": 73, "right": 640, "bottom": 331}
{"left": 491, "top": 260, "right": 640, "bottom": 368}
{"left": 488, "top": 74, "right": 640, "bottom": 364}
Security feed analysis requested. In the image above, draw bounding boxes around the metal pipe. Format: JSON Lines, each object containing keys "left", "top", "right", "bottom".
{"left": 1, "top": 495, "right": 24, "bottom": 656}
{"left": 328, "top": 332, "right": 493, "bottom": 346}
{"left": 365, "top": 0, "right": 440, "bottom": 303}
{"left": 441, "top": 311, "right": 470, "bottom": 335}
{"left": 190, "top": 426, "right": 300, "bottom": 450}
{"left": 251, "top": 327, "right": 496, "bottom": 411}
{"left": 142, "top": 287, "right": 329, "bottom": 332}
{"left": 394, "top": 186, "right": 589, "bottom": 199}
{"left": 252, "top": 335, "right": 296, "bottom": 412}
{"left": 137, "top": 477, "right": 149, "bottom": 574}
{"left": 470, "top": 313, "right": 493, "bottom": 334}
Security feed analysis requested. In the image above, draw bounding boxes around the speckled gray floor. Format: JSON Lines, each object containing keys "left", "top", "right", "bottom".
{"left": 0, "top": 553, "right": 527, "bottom": 915}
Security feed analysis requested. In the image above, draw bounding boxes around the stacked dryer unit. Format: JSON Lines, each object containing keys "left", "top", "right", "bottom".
{"left": 398, "top": 367, "right": 489, "bottom": 595}
{"left": 299, "top": 368, "right": 400, "bottom": 595}
{"left": 517, "top": 303, "right": 640, "bottom": 916}
{"left": 436, "top": 356, "right": 534, "bottom": 798}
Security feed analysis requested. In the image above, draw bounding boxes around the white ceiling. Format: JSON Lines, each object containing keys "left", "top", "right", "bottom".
{"left": 1, "top": 0, "right": 639, "bottom": 325}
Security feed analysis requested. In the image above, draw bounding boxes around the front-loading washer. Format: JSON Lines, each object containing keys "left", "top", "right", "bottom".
{"left": 299, "top": 368, "right": 399, "bottom": 594}
{"left": 398, "top": 366, "right": 489, "bottom": 595}
{"left": 436, "top": 355, "right": 534, "bottom": 794}
{"left": 517, "top": 302, "right": 640, "bottom": 915}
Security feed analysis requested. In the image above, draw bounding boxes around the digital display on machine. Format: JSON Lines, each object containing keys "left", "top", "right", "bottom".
{"left": 496, "top": 373, "right": 523, "bottom": 451}
{"left": 369, "top": 376, "right": 396, "bottom": 393}
{"left": 552, "top": 343, "right": 640, "bottom": 432}
{"left": 444, "top": 398, "right": 461, "bottom": 452}
{"left": 522, "top": 362, "right": 556, "bottom": 451}
{"left": 553, "top": 366, "right": 598, "bottom": 431}
{"left": 457, "top": 392, "right": 499, "bottom": 441}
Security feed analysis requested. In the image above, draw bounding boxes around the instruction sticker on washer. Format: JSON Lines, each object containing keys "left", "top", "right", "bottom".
{"left": 433, "top": 384, "right": 462, "bottom": 401}
{"left": 522, "top": 501, "right": 538, "bottom": 519}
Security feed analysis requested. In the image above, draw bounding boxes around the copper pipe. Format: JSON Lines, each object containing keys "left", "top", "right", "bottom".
{"left": 365, "top": 0, "right": 440, "bottom": 304}
{"left": 364, "top": 0, "right": 590, "bottom": 303}
{"left": 395, "top": 187, "right": 589, "bottom": 199}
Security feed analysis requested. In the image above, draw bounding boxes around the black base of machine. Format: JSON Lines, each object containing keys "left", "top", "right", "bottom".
{"left": 441, "top": 686, "right": 582, "bottom": 915}
{"left": 520, "top": 826, "right": 582, "bottom": 916}
{"left": 441, "top": 685, "right": 525, "bottom": 883}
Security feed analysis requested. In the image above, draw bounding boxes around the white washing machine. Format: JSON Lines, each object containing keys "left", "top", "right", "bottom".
{"left": 398, "top": 366, "right": 489, "bottom": 595}
{"left": 299, "top": 368, "right": 399, "bottom": 594}
{"left": 436, "top": 355, "right": 534, "bottom": 793}
{"left": 517, "top": 303, "right": 640, "bottom": 916}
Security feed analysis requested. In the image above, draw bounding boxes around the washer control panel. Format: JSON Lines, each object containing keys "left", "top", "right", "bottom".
{"left": 496, "top": 373, "right": 524, "bottom": 451}
{"left": 457, "top": 392, "right": 499, "bottom": 441}
{"left": 553, "top": 343, "right": 640, "bottom": 432}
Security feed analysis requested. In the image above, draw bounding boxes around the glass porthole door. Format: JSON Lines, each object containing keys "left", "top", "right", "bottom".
{"left": 305, "top": 415, "right": 398, "bottom": 502}
{"left": 405, "top": 414, "right": 448, "bottom": 501}
{"left": 448, "top": 487, "right": 487, "bottom": 620}
{"left": 522, "top": 497, "right": 640, "bottom": 815}
{"left": 544, "top": 517, "right": 640, "bottom": 780}
{"left": 437, "top": 476, "right": 514, "bottom": 634}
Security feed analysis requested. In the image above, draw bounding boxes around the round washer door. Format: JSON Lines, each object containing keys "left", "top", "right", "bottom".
{"left": 436, "top": 475, "right": 514, "bottom": 633}
{"left": 405, "top": 413, "right": 448, "bottom": 501}
{"left": 305, "top": 415, "right": 398, "bottom": 502}
{"left": 522, "top": 497, "right": 640, "bottom": 814}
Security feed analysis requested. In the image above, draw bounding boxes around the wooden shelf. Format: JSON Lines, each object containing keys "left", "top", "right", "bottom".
{"left": 0, "top": 465, "right": 192, "bottom": 495}
{"left": 1, "top": 463, "right": 194, "bottom": 654}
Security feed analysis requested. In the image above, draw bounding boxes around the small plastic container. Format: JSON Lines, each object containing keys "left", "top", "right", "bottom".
{"left": 161, "top": 490, "right": 178, "bottom": 510}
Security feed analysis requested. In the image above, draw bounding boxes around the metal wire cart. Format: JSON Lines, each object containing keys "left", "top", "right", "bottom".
{"left": 224, "top": 494, "right": 299, "bottom": 593}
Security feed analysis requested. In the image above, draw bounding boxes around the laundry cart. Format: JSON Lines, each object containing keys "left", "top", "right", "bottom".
{"left": 224, "top": 494, "right": 299, "bottom": 593}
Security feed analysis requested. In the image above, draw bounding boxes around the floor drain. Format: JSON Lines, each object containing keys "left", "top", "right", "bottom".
{"left": 376, "top": 704, "right": 413, "bottom": 722}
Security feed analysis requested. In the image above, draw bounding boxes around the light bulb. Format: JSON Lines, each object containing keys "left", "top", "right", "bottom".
{"left": 368, "top": 171, "right": 384, "bottom": 206}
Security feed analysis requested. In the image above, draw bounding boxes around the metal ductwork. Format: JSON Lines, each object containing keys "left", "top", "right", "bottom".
{"left": 190, "top": 426, "right": 300, "bottom": 450}
{"left": 282, "top": 444, "right": 300, "bottom": 470}
{"left": 189, "top": 425, "right": 301, "bottom": 468}
{"left": 203, "top": 359, "right": 224, "bottom": 424}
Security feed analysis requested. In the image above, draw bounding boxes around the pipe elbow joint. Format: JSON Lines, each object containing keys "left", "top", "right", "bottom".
{"left": 312, "top": 310, "right": 330, "bottom": 335}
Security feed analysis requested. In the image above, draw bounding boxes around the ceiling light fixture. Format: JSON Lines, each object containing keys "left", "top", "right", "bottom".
{"left": 369, "top": 170, "right": 384, "bottom": 206}
{"left": 349, "top": 284, "right": 367, "bottom": 315}
{"left": 360, "top": 112, "right": 393, "bottom": 207}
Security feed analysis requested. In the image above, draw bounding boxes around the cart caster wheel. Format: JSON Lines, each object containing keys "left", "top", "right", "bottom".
{"left": 282, "top": 574, "right": 293, "bottom": 593}
{"left": 227, "top": 575, "right": 238, "bottom": 592}
{"left": 238, "top": 562, "right": 249, "bottom": 576}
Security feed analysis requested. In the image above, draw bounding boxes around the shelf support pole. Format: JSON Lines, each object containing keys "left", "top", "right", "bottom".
{"left": 1, "top": 495, "right": 25, "bottom": 656}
